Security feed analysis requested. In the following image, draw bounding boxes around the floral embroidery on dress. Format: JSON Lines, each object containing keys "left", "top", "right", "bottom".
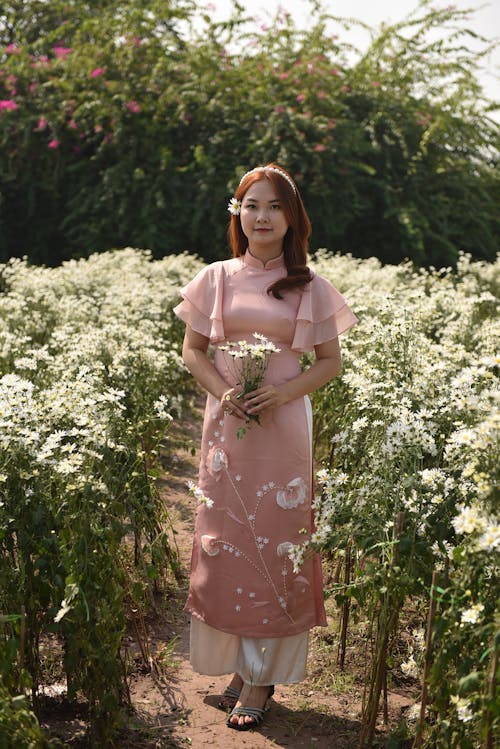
{"left": 277, "top": 541, "right": 294, "bottom": 557}
{"left": 276, "top": 476, "right": 307, "bottom": 509}
{"left": 201, "top": 535, "right": 219, "bottom": 556}
{"left": 206, "top": 445, "right": 228, "bottom": 478}
{"left": 200, "top": 401, "right": 311, "bottom": 625}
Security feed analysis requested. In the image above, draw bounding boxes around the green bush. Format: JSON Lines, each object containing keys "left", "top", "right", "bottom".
{"left": 0, "top": 0, "right": 498, "bottom": 267}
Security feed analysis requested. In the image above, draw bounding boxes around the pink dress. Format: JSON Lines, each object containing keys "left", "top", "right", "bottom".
{"left": 174, "top": 252, "right": 357, "bottom": 663}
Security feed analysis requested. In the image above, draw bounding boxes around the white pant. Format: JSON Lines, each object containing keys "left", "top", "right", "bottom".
{"left": 189, "top": 617, "right": 309, "bottom": 685}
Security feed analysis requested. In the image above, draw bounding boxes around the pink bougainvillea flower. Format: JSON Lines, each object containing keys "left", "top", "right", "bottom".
{"left": 29, "top": 82, "right": 38, "bottom": 93}
{"left": 371, "top": 80, "right": 381, "bottom": 87}
{"left": 317, "top": 90, "right": 326, "bottom": 99}
{"left": 67, "top": 119, "right": 78, "bottom": 130}
{"left": 94, "top": 124, "right": 103, "bottom": 133}
{"left": 6, "top": 44, "right": 20, "bottom": 54}
{"left": 31, "top": 55, "right": 50, "bottom": 69}
{"left": 126, "top": 100, "right": 141, "bottom": 113}
{"left": 34, "top": 117, "right": 48, "bottom": 131}
{"left": 341, "top": 85, "right": 350, "bottom": 93}
{"left": 52, "top": 46, "right": 72, "bottom": 59}
{"left": 274, "top": 105, "right": 285, "bottom": 114}
{"left": 314, "top": 143, "right": 327, "bottom": 152}
{"left": 307, "top": 63, "right": 315, "bottom": 74}
{"left": 296, "top": 93, "right": 305, "bottom": 103}
{"left": 90, "top": 67, "right": 105, "bottom": 78}
{"left": 0, "top": 99, "right": 18, "bottom": 111}
{"left": 48, "top": 139, "right": 60, "bottom": 149}
{"left": 331, "top": 68, "right": 339, "bottom": 75}
{"left": 278, "top": 71, "right": 290, "bottom": 80}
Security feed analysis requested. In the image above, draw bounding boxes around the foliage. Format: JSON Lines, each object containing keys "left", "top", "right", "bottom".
{"left": 304, "top": 249, "right": 499, "bottom": 746}
{"left": 0, "top": 614, "right": 54, "bottom": 749}
{"left": 0, "top": 678, "right": 53, "bottom": 749}
{"left": 0, "top": 0, "right": 498, "bottom": 267}
{"left": 0, "top": 249, "right": 204, "bottom": 743}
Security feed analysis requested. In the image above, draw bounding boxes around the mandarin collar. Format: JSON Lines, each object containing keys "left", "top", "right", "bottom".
{"left": 243, "top": 250, "right": 285, "bottom": 270}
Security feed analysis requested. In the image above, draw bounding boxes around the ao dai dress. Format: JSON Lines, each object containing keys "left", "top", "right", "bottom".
{"left": 174, "top": 251, "right": 357, "bottom": 684}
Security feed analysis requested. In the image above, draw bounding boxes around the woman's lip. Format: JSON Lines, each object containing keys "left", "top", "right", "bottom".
{"left": 255, "top": 228, "right": 271, "bottom": 231}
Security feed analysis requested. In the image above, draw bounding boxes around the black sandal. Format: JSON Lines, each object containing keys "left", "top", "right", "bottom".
{"left": 226, "top": 685, "right": 274, "bottom": 731}
{"left": 217, "top": 684, "right": 241, "bottom": 711}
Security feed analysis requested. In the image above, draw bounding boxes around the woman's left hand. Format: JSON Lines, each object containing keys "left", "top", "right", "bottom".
{"left": 243, "top": 384, "right": 287, "bottom": 416}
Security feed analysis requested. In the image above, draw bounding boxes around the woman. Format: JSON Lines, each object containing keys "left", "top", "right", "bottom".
{"left": 173, "top": 163, "right": 358, "bottom": 730}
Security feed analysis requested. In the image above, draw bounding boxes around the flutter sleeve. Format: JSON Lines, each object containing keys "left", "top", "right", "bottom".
{"left": 173, "top": 262, "right": 225, "bottom": 343}
{"left": 291, "top": 273, "right": 358, "bottom": 353}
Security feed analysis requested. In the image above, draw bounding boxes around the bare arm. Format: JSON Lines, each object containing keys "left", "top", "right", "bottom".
{"left": 181, "top": 325, "right": 247, "bottom": 418}
{"left": 244, "top": 337, "right": 342, "bottom": 417}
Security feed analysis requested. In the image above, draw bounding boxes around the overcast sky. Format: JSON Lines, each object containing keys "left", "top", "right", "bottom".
{"left": 202, "top": 0, "right": 499, "bottom": 107}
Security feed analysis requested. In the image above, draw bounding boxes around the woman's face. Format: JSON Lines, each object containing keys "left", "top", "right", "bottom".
{"left": 239, "top": 178, "right": 289, "bottom": 255}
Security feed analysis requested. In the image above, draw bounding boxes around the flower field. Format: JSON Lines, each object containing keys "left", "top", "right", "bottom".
{"left": 0, "top": 248, "right": 204, "bottom": 745}
{"left": 0, "top": 248, "right": 498, "bottom": 747}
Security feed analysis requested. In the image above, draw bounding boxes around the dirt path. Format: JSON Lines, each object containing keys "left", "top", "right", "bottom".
{"left": 125, "top": 405, "right": 417, "bottom": 749}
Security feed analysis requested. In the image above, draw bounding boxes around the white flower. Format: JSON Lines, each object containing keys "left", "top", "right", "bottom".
{"left": 401, "top": 655, "right": 419, "bottom": 678}
{"left": 460, "top": 603, "right": 484, "bottom": 624}
{"left": 452, "top": 504, "right": 486, "bottom": 535}
{"left": 153, "top": 395, "right": 173, "bottom": 420}
{"left": 187, "top": 480, "right": 214, "bottom": 508}
{"left": 477, "top": 523, "right": 500, "bottom": 551}
{"left": 450, "top": 695, "right": 474, "bottom": 723}
{"left": 227, "top": 197, "right": 241, "bottom": 215}
{"left": 406, "top": 703, "right": 422, "bottom": 722}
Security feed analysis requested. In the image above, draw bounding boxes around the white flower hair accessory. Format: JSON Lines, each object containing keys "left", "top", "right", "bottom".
{"left": 239, "top": 166, "right": 297, "bottom": 195}
{"left": 227, "top": 197, "right": 241, "bottom": 215}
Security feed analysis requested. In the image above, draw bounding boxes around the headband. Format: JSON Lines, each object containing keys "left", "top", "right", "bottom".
{"left": 238, "top": 166, "right": 297, "bottom": 195}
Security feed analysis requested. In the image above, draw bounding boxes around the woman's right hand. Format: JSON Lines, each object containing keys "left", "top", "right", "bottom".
{"left": 220, "top": 387, "right": 247, "bottom": 420}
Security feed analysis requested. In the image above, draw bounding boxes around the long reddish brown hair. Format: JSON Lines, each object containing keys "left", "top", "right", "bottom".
{"left": 227, "top": 163, "right": 313, "bottom": 299}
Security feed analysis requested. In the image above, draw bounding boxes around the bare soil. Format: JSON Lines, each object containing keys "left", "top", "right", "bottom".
{"left": 41, "top": 403, "right": 419, "bottom": 748}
